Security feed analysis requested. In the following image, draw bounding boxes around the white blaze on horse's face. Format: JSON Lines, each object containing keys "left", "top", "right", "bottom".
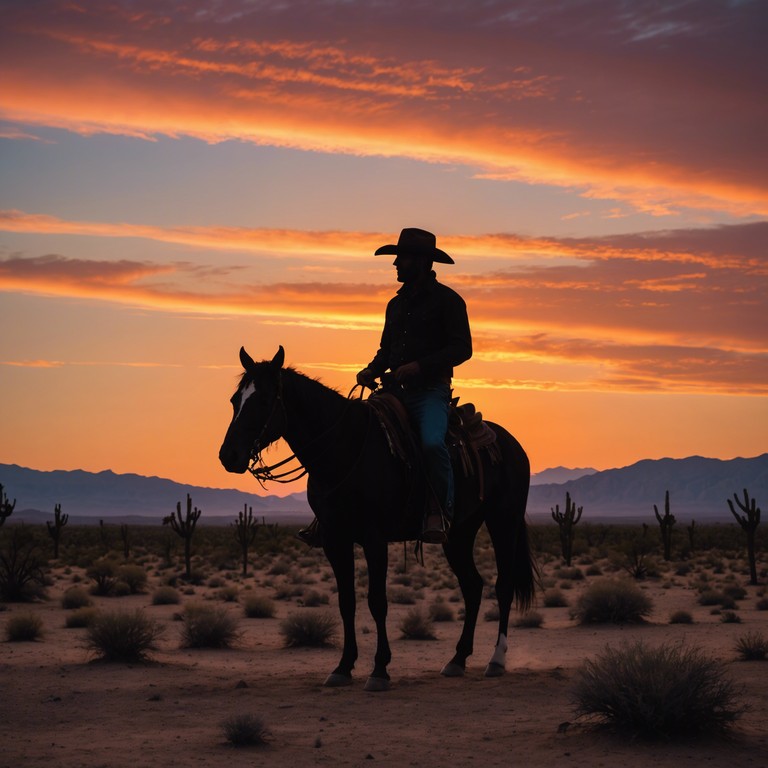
{"left": 235, "top": 381, "right": 257, "bottom": 422}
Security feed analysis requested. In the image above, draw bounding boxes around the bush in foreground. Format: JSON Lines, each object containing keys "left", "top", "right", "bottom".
{"left": 279, "top": 610, "right": 337, "bottom": 647}
{"left": 573, "top": 640, "right": 743, "bottom": 739}
{"left": 181, "top": 603, "right": 240, "bottom": 648}
{"left": 86, "top": 609, "right": 163, "bottom": 661}
{"left": 65, "top": 607, "right": 99, "bottom": 628}
{"left": 221, "top": 714, "right": 268, "bottom": 747}
{"left": 5, "top": 611, "right": 43, "bottom": 641}
{"left": 573, "top": 579, "right": 653, "bottom": 624}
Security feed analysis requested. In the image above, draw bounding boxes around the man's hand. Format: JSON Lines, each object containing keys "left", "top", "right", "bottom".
{"left": 356, "top": 368, "right": 377, "bottom": 388}
{"left": 393, "top": 361, "right": 421, "bottom": 383}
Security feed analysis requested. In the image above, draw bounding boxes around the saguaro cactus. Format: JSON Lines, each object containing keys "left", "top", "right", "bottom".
{"left": 0, "top": 483, "right": 16, "bottom": 527}
{"left": 233, "top": 504, "right": 261, "bottom": 577}
{"left": 687, "top": 519, "right": 696, "bottom": 553}
{"left": 551, "top": 491, "right": 583, "bottom": 566}
{"left": 653, "top": 490, "right": 676, "bottom": 561}
{"left": 163, "top": 494, "right": 202, "bottom": 579}
{"left": 46, "top": 503, "right": 69, "bottom": 558}
{"left": 727, "top": 489, "right": 761, "bottom": 585}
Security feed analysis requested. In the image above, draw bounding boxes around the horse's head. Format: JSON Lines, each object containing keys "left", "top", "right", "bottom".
{"left": 218, "top": 346, "right": 286, "bottom": 473}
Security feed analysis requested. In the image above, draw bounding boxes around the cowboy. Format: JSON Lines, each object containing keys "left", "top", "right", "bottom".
{"left": 357, "top": 228, "right": 472, "bottom": 543}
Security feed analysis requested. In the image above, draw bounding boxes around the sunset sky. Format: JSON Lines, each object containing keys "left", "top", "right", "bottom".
{"left": 1, "top": 0, "right": 766, "bottom": 498}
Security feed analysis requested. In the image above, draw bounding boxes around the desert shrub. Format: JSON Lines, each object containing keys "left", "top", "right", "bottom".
{"left": 279, "top": 610, "right": 337, "bottom": 647}
{"left": 5, "top": 611, "right": 43, "bottom": 641}
{"left": 698, "top": 590, "right": 724, "bottom": 606}
{"left": 514, "top": 610, "right": 543, "bottom": 628}
{"left": 85, "top": 609, "right": 163, "bottom": 661}
{"left": 117, "top": 565, "right": 148, "bottom": 594}
{"left": 243, "top": 595, "right": 276, "bottom": 619}
{"left": 221, "top": 714, "right": 268, "bottom": 747}
{"left": 151, "top": 586, "right": 181, "bottom": 605}
{"left": 585, "top": 564, "right": 602, "bottom": 577}
{"left": 207, "top": 576, "right": 225, "bottom": 588}
{"left": 483, "top": 603, "right": 500, "bottom": 621}
{"left": 573, "top": 579, "right": 653, "bottom": 624}
{"left": 757, "top": 598, "right": 768, "bottom": 611}
{"left": 557, "top": 567, "right": 584, "bottom": 581}
{"left": 722, "top": 584, "right": 747, "bottom": 601}
{"left": 669, "top": 610, "right": 694, "bottom": 624}
{"left": 65, "top": 607, "right": 99, "bottom": 628}
{"left": 0, "top": 528, "right": 48, "bottom": 601}
{"left": 61, "top": 587, "right": 92, "bottom": 610}
{"left": 389, "top": 586, "right": 417, "bottom": 605}
{"left": 399, "top": 607, "right": 436, "bottom": 640}
{"left": 180, "top": 603, "right": 240, "bottom": 648}
{"left": 300, "top": 589, "right": 329, "bottom": 607}
{"left": 573, "top": 641, "right": 743, "bottom": 739}
{"left": 720, "top": 610, "right": 741, "bottom": 624}
{"left": 543, "top": 588, "right": 569, "bottom": 607}
{"left": 217, "top": 586, "right": 239, "bottom": 603}
{"left": 734, "top": 631, "right": 768, "bottom": 661}
{"left": 428, "top": 600, "right": 455, "bottom": 622}
{"left": 87, "top": 558, "right": 119, "bottom": 596}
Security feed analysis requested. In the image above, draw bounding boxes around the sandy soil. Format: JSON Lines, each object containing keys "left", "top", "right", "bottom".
{"left": 2, "top": 543, "right": 767, "bottom": 768}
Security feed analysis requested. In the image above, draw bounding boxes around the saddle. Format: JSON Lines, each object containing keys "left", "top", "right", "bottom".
{"left": 367, "top": 390, "right": 501, "bottom": 504}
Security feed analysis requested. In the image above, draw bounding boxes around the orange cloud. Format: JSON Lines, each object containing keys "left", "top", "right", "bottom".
{"left": 1, "top": 1, "right": 766, "bottom": 216}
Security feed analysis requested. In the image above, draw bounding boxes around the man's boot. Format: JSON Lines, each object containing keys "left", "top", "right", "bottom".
{"left": 295, "top": 517, "right": 323, "bottom": 547}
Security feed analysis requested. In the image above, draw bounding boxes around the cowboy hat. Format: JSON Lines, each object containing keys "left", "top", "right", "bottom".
{"left": 374, "top": 227, "right": 454, "bottom": 264}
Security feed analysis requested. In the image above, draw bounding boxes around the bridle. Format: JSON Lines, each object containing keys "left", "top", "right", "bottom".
{"left": 245, "top": 372, "right": 370, "bottom": 490}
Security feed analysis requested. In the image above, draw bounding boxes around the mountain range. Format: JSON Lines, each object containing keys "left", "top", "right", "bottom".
{"left": 2, "top": 453, "right": 766, "bottom": 525}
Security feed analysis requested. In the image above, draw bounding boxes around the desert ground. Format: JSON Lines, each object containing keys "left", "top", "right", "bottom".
{"left": 1, "top": 523, "right": 767, "bottom": 768}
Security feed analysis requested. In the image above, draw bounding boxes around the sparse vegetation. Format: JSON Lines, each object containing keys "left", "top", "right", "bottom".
{"left": 85, "top": 609, "right": 163, "bottom": 661}
{"left": 514, "top": 610, "right": 543, "bottom": 628}
{"left": 734, "top": 630, "right": 767, "bottom": 661}
{"left": 243, "top": 594, "right": 276, "bottom": 619}
{"left": 151, "top": 586, "right": 181, "bottom": 605}
{"left": 573, "top": 641, "right": 743, "bottom": 738}
{"left": 573, "top": 578, "right": 653, "bottom": 624}
{"left": 669, "top": 610, "right": 694, "bottom": 624}
{"left": 5, "top": 611, "right": 43, "bottom": 641}
{"left": 61, "top": 587, "right": 92, "bottom": 609}
{"left": 221, "top": 713, "right": 268, "bottom": 747}
{"left": 64, "top": 607, "right": 99, "bottom": 628}
{"left": 180, "top": 603, "right": 240, "bottom": 648}
{"left": 280, "top": 610, "right": 337, "bottom": 647}
{"left": 399, "top": 607, "right": 436, "bottom": 639}
{"left": 0, "top": 527, "right": 47, "bottom": 602}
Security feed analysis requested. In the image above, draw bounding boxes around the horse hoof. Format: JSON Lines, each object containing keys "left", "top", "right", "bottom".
{"left": 484, "top": 662, "right": 505, "bottom": 678}
{"left": 440, "top": 662, "right": 465, "bottom": 678}
{"left": 364, "top": 676, "right": 391, "bottom": 692}
{"left": 324, "top": 672, "right": 353, "bottom": 687}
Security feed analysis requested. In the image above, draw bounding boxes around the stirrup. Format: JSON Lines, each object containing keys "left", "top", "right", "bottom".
{"left": 295, "top": 518, "right": 322, "bottom": 547}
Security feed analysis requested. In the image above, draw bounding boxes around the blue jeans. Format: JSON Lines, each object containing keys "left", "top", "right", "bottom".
{"left": 400, "top": 383, "right": 454, "bottom": 519}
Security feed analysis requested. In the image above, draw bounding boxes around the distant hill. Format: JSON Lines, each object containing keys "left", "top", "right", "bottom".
{"left": 2, "top": 454, "right": 766, "bottom": 526}
{"left": 0, "top": 464, "right": 312, "bottom": 525}
{"left": 531, "top": 466, "right": 597, "bottom": 485}
{"left": 527, "top": 454, "right": 768, "bottom": 522}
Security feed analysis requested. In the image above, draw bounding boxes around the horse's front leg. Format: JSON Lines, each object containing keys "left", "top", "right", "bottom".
{"left": 323, "top": 537, "right": 357, "bottom": 686}
{"left": 362, "top": 538, "right": 391, "bottom": 692}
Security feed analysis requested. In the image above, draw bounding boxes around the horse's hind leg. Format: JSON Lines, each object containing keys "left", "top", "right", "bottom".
{"left": 483, "top": 498, "right": 533, "bottom": 677}
{"left": 441, "top": 518, "right": 484, "bottom": 677}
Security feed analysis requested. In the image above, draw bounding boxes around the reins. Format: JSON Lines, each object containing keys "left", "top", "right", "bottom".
{"left": 247, "top": 378, "right": 369, "bottom": 490}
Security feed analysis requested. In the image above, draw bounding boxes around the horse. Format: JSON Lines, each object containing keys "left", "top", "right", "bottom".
{"left": 219, "top": 346, "right": 536, "bottom": 692}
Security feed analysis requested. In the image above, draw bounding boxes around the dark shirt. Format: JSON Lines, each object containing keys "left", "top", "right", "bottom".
{"left": 367, "top": 271, "right": 472, "bottom": 385}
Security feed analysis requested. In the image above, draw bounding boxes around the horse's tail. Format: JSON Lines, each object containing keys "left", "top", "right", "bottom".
{"left": 510, "top": 510, "right": 538, "bottom": 613}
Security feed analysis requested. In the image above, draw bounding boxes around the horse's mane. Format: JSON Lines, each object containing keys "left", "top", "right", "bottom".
{"left": 238, "top": 364, "right": 345, "bottom": 398}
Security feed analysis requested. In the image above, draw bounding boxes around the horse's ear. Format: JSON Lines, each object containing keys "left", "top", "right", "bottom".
{"left": 239, "top": 347, "right": 257, "bottom": 372}
{"left": 271, "top": 346, "right": 285, "bottom": 370}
